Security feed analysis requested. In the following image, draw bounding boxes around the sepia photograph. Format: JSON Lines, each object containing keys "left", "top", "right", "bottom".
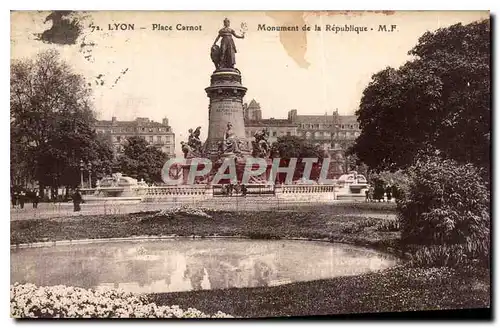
{"left": 9, "top": 9, "right": 491, "bottom": 319}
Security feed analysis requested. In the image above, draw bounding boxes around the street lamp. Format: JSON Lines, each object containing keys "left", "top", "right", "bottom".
{"left": 87, "top": 162, "right": 92, "bottom": 188}
{"left": 79, "top": 159, "right": 84, "bottom": 188}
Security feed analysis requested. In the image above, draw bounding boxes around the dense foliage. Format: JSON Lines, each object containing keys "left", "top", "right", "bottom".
{"left": 116, "top": 136, "right": 168, "bottom": 183}
{"left": 397, "top": 155, "right": 490, "bottom": 267}
{"left": 11, "top": 283, "right": 232, "bottom": 318}
{"left": 352, "top": 20, "right": 490, "bottom": 175}
{"left": 10, "top": 49, "right": 113, "bottom": 195}
{"left": 270, "top": 136, "right": 326, "bottom": 181}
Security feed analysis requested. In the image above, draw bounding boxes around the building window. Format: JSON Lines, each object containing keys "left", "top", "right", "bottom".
{"left": 272, "top": 131, "right": 277, "bottom": 137}
{"left": 157, "top": 136, "right": 162, "bottom": 143}
{"left": 116, "top": 136, "right": 121, "bottom": 142}
{"left": 149, "top": 136, "right": 154, "bottom": 143}
{"left": 286, "top": 131, "right": 291, "bottom": 136}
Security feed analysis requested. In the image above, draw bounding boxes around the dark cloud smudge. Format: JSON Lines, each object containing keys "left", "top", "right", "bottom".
{"left": 35, "top": 11, "right": 82, "bottom": 45}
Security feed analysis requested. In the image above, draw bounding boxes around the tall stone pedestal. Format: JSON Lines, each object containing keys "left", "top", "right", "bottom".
{"left": 204, "top": 68, "right": 250, "bottom": 158}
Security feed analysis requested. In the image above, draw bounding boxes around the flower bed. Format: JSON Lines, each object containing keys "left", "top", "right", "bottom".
{"left": 10, "top": 283, "right": 233, "bottom": 319}
{"left": 141, "top": 205, "right": 215, "bottom": 222}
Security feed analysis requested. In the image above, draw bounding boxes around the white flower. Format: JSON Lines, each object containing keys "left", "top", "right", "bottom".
{"left": 10, "top": 283, "right": 233, "bottom": 318}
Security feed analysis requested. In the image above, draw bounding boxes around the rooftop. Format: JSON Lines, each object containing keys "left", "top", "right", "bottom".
{"left": 245, "top": 118, "right": 296, "bottom": 127}
{"left": 95, "top": 117, "right": 171, "bottom": 127}
{"left": 294, "top": 114, "right": 358, "bottom": 124}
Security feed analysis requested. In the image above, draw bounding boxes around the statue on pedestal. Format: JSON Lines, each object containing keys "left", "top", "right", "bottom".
{"left": 181, "top": 141, "right": 195, "bottom": 159}
{"left": 188, "top": 126, "right": 203, "bottom": 153}
{"left": 211, "top": 18, "right": 246, "bottom": 69}
{"left": 252, "top": 128, "right": 271, "bottom": 158}
{"left": 182, "top": 127, "right": 204, "bottom": 159}
{"left": 221, "top": 122, "right": 241, "bottom": 154}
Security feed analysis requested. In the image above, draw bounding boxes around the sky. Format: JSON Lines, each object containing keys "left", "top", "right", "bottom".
{"left": 10, "top": 11, "right": 488, "bottom": 156}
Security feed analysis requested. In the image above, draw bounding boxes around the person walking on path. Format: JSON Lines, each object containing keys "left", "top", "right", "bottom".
{"left": 19, "top": 190, "right": 25, "bottom": 209}
{"left": 32, "top": 190, "right": 39, "bottom": 209}
{"left": 72, "top": 189, "right": 83, "bottom": 212}
{"left": 11, "top": 191, "right": 18, "bottom": 209}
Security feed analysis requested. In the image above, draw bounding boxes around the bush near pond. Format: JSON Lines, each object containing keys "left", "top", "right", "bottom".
{"left": 140, "top": 205, "right": 214, "bottom": 223}
{"left": 10, "top": 283, "right": 233, "bottom": 319}
{"left": 397, "top": 155, "right": 490, "bottom": 267}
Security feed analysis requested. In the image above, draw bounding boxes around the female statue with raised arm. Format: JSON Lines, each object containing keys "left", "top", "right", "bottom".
{"left": 212, "top": 18, "right": 245, "bottom": 69}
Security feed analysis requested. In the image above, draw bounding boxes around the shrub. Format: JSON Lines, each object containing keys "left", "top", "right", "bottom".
{"left": 376, "top": 219, "right": 400, "bottom": 232}
{"left": 397, "top": 155, "right": 490, "bottom": 267}
{"left": 10, "top": 283, "right": 233, "bottom": 318}
{"left": 408, "top": 244, "right": 485, "bottom": 268}
{"left": 369, "top": 170, "right": 410, "bottom": 201}
{"left": 140, "top": 205, "right": 214, "bottom": 223}
{"left": 341, "top": 218, "right": 379, "bottom": 234}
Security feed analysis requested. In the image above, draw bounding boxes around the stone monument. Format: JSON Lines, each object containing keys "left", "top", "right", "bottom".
{"left": 178, "top": 18, "right": 272, "bottom": 184}
{"left": 204, "top": 18, "right": 250, "bottom": 158}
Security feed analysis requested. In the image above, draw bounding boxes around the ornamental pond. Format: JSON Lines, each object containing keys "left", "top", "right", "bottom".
{"left": 11, "top": 239, "right": 398, "bottom": 294}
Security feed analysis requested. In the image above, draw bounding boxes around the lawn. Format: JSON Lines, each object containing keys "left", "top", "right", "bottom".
{"left": 10, "top": 203, "right": 490, "bottom": 318}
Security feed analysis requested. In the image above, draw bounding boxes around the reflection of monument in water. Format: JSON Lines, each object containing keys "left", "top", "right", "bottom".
{"left": 178, "top": 18, "right": 272, "bottom": 184}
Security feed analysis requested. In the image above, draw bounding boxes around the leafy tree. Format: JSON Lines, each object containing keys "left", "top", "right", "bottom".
{"left": 271, "top": 135, "right": 326, "bottom": 160}
{"left": 10, "top": 49, "right": 113, "bottom": 196}
{"left": 270, "top": 136, "right": 326, "bottom": 181}
{"left": 116, "top": 136, "right": 168, "bottom": 183}
{"left": 368, "top": 170, "right": 410, "bottom": 200}
{"left": 397, "top": 154, "right": 490, "bottom": 267}
{"left": 352, "top": 19, "right": 490, "bottom": 176}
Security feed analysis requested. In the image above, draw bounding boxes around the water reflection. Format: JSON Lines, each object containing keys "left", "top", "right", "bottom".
{"left": 11, "top": 239, "right": 398, "bottom": 294}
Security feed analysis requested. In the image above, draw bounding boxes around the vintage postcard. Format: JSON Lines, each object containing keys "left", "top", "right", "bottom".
{"left": 10, "top": 10, "right": 490, "bottom": 319}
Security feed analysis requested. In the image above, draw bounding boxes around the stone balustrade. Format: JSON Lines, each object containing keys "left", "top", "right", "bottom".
{"left": 80, "top": 183, "right": 340, "bottom": 204}
{"left": 275, "top": 184, "right": 336, "bottom": 202}
{"left": 277, "top": 185, "right": 336, "bottom": 194}
{"left": 146, "top": 186, "right": 211, "bottom": 197}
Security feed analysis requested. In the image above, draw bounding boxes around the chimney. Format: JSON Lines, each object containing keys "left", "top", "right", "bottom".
{"left": 112, "top": 116, "right": 117, "bottom": 124}
{"left": 162, "top": 117, "right": 169, "bottom": 126}
{"left": 288, "top": 109, "right": 297, "bottom": 122}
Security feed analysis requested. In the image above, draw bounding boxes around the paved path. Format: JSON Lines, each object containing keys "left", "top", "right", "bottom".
{"left": 10, "top": 199, "right": 396, "bottom": 221}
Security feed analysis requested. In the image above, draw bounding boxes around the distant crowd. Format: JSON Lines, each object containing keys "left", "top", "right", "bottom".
{"left": 11, "top": 189, "right": 39, "bottom": 209}
{"left": 11, "top": 187, "right": 84, "bottom": 212}
{"left": 365, "top": 184, "right": 400, "bottom": 202}
{"left": 220, "top": 182, "right": 248, "bottom": 197}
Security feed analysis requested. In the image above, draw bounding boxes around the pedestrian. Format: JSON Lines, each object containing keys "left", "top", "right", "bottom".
{"left": 32, "top": 190, "right": 39, "bottom": 208}
{"left": 234, "top": 182, "right": 241, "bottom": 195}
{"left": 72, "top": 188, "right": 83, "bottom": 212}
{"left": 385, "top": 185, "right": 393, "bottom": 202}
{"left": 19, "top": 190, "right": 25, "bottom": 209}
{"left": 368, "top": 186, "right": 374, "bottom": 203}
{"left": 11, "top": 190, "right": 18, "bottom": 209}
{"left": 241, "top": 184, "right": 247, "bottom": 197}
